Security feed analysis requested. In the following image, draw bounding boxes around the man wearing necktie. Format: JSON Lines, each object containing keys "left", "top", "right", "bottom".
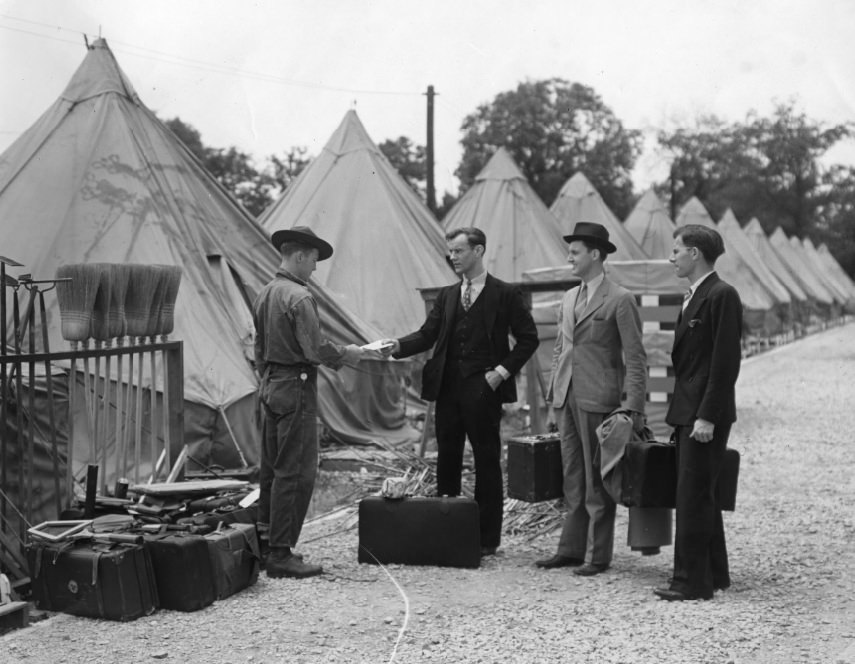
{"left": 536, "top": 222, "right": 647, "bottom": 576}
{"left": 654, "top": 224, "right": 742, "bottom": 601}
{"left": 378, "top": 227, "right": 538, "bottom": 556}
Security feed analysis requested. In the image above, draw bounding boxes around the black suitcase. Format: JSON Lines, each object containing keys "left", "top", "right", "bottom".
{"left": 622, "top": 441, "right": 740, "bottom": 511}
{"left": 204, "top": 523, "right": 260, "bottom": 600}
{"left": 621, "top": 440, "right": 677, "bottom": 508}
{"left": 506, "top": 433, "right": 563, "bottom": 502}
{"left": 141, "top": 531, "right": 215, "bottom": 611}
{"left": 358, "top": 496, "right": 481, "bottom": 568}
{"left": 27, "top": 540, "right": 158, "bottom": 621}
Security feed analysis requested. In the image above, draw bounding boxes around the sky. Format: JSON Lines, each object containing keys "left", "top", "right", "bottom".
{"left": 2, "top": 0, "right": 855, "bottom": 201}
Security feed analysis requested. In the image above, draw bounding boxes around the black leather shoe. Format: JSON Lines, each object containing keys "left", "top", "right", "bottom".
{"left": 714, "top": 581, "right": 731, "bottom": 591}
{"left": 654, "top": 587, "right": 712, "bottom": 601}
{"left": 573, "top": 563, "right": 609, "bottom": 576}
{"left": 535, "top": 554, "right": 584, "bottom": 569}
{"left": 481, "top": 546, "right": 498, "bottom": 557}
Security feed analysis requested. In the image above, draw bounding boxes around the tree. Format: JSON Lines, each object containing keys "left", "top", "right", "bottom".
{"left": 268, "top": 146, "right": 311, "bottom": 193}
{"left": 379, "top": 136, "right": 426, "bottom": 196}
{"left": 658, "top": 102, "right": 851, "bottom": 236}
{"left": 456, "top": 78, "right": 642, "bottom": 216}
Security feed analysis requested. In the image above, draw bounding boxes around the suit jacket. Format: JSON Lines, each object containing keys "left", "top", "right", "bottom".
{"left": 666, "top": 272, "right": 743, "bottom": 427}
{"left": 395, "top": 274, "right": 539, "bottom": 403}
{"left": 547, "top": 277, "right": 647, "bottom": 414}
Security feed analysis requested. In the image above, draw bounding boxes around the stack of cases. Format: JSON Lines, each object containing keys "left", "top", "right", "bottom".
{"left": 27, "top": 541, "right": 158, "bottom": 621}
{"left": 204, "top": 523, "right": 260, "bottom": 600}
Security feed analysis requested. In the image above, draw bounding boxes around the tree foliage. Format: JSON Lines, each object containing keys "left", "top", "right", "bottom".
{"left": 658, "top": 102, "right": 851, "bottom": 236}
{"left": 163, "top": 117, "right": 311, "bottom": 218}
{"left": 378, "top": 136, "right": 426, "bottom": 195}
{"left": 456, "top": 78, "right": 642, "bottom": 216}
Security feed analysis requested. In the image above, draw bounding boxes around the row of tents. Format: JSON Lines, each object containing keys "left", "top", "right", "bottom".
{"left": 2, "top": 39, "right": 854, "bottom": 494}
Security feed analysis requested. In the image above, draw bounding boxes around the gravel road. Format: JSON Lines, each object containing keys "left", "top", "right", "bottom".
{"left": 4, "top": 322, "right": 855, "bottom": 664}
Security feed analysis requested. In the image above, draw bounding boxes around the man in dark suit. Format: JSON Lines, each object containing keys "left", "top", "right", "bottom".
{"left": 379, "top": 227, "right": 538, "bottom": 556}
{"left": 535, "top": 222, "right": 647, "bottom": 576}
{"left": 654, "top": 224, "right": 743, "bottom": 601}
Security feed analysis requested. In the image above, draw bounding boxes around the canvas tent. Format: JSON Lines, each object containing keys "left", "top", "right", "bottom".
{"left": 259, "top": 110, "right": 453, "bottom": 338}
{"left": 624, "top": 189, "right": 675, "bottom": 259}
{"left": 800, "top": 237, "right": 855, "bottom": 311}
{"left": 718, "top": 209, "right": 794, "bottom": 331}
{"left": 550, "top": 173, "right": 647, "bottom": 261}
{"left": 817, "top": 243, "right": 855, "bottom": 300}
{"left": 0, "top": 40, "right": 416, "bottom": 498}
{"left": 743, "top": 218, "right": 810, "bottom": 317}
{"left": 442, "top": 148, "right": 567, "bottom": 281}
{"left": 675, "top": 198, "right": 781, "bottom": 335}
{"left": 767, "top": 227, "right": 837, "bottom": 319}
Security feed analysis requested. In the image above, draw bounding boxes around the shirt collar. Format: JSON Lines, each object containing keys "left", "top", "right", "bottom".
{"left": 464, "top": 269, "right": 487, "bottom": 286}
{"left": 276, "top": 268, "right": 308, "bottom": 286}
{"left": 688, "top": 271, "right": 714, "bottom": 296}
{"left": 582, "top": 272, "right": 605, "bottom": 294}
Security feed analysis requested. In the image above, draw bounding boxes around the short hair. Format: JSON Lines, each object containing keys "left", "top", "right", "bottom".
{"left": 280, "top": 241, "right": 318, "bottom": 259}
{"left": 445, "top": 227, "right": 486, "bottom": 250}
{"left": 674, "top": 224, "right": 725, "bottom": 263}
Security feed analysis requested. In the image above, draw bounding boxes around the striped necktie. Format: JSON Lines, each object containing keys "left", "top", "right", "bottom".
{"left": 574, "top": 283, "right": 587, "bottom": 319}
{"left": 681, "top": 288, "right": 692, "bottom": 311}
{"left": 462, "top": 279, "right": 473, "bottom": 311}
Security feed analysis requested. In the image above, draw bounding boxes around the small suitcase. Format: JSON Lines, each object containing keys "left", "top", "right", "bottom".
{"left": 506, "top": 433, "right": 563, "bottom": 502}
{"left": 204, "top": 523, "right": 260, "bottom": 600}
{"left": 358, "top": 496, "right": 481, "bottom": 568}
{"left": 27, "top": 540, "right": 158, "bottom": 621}
{"left": 141, "top": 531, "right": 215, "bottom": 611}
{"left": 622, "top": 441, "right": 740, "bottom": 512}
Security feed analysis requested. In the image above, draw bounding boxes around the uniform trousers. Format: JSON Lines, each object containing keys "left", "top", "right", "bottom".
{"left": 434, "top": 369, "right": 504, "bottom": 548}
{"left": 258, "top": 366, "right": 318, "bottom": 549}
{"left": 555, "top": 387, "right": 614, "bottom": 566}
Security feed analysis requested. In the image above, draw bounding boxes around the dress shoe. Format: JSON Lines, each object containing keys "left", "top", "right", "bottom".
{"left": 653, "top": 587, "right": 712, "bottom": 601}
{"left": 480, "top": 546, "right": 498, "bottom": 557}
{"left": 266, "top": 553, "right": 323, "bottom": 579}
{"left": 535, "top": 554, "right": 584, "bottom": 569}
{"left": 714, "top": 581, "right": 731, "bottom": 591}
{"left": 573, "top": 563, "right": 609, "bottom": 576}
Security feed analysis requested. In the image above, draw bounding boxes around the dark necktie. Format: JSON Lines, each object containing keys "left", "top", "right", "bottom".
{"left": 462, "top": 280, "right": 473, "bottom": 311}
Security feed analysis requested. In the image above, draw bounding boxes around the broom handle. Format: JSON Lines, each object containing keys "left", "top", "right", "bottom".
{"left": 93, "top": 341, "right": 103, "bottom": 495}
{"left": 122, "top": 347, "right": 134, "bottom": 481}
{"left": 114, "top": 345, "right": 124, "bottom": 487}
{"left": 82, "top": 343, "right": 95, "bottom": 465}
{"left": 161, "top": 346, "right": 171, "bottom": 478}
{"left": 149, "top": 341, "right": 157, "bottom": 482}
{"left": 67, "top": 345, "right": 77, "bottom": 508}
{"left": 38, "top": 291, "right": 62, "bottom": 517}
{"left": 134, "top": 341, "right": 144, "bottom": 485}
{"left": 102, "top": 347, "right": 111, "bottom": 495}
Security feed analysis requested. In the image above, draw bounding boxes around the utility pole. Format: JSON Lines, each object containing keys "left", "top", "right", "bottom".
{"left": 425, "top": 85, "right": 437, "bottom": 215}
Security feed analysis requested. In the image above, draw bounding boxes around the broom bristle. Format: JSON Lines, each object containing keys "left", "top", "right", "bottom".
{"left": 56, "top": 264, "right": 101, "bottom": 342}
{"left": 146, "top": 267, "right": 168, "bottom": 339}
{"left": 125, "top": 265, "right": 159, "bottom": 338}
{"left": 153, "top": 265, "right": 182, "bottom": 337}
{"left": 108, "top": 263, "right": 130, "bottom": 339}
{"left": 89, "top": 263, "right": 113, "bottom": 341}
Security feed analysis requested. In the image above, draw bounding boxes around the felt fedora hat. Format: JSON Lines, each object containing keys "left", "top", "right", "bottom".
{"left": 562, "top": 221, "right": 617, "bottom": 254}
{"left": 270, "top": 226, "right": 334, "bottom": 261}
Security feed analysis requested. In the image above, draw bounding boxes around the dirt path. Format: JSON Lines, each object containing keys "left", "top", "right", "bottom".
{"left": 4, "top": 323, "right": 855, "bottom": 663}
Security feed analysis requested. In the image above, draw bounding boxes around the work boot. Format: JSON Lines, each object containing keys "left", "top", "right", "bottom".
{"left": 266, "top": 549, "right": 322, "bottom": 579}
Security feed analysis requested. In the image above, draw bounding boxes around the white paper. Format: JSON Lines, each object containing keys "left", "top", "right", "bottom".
{"left": 361, "top": 340, "right": 394, "bottom": 351}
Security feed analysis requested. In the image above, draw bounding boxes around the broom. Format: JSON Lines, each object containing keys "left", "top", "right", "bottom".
{"left": 89, "top": 264, "right": 113, "bottom": 494}
{"left": 123, "top": 264, "right": 159, "bottom": 484}
{"left": 151, "top": 265, "right": 181, "bottom": 480}
{"left": 56, "top": 264, "right": 100, "bottom": 466}
{"left": 108, "top": 264, "right": 130, "bottom": 491}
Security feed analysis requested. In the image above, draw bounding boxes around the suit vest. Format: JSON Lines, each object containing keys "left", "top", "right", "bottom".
{"left": 445, "top": 293, "right": 492, "bottom": 378}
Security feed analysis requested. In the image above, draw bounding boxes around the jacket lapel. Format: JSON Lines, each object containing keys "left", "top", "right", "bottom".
{"left": 576, "top": 279, "right": 609, "bottom": 325}
{"left": 673, "top": 273, "right": 719, "bottom": 348}
{"left": 481, "top": 274, "right": 499, "bottom": 339}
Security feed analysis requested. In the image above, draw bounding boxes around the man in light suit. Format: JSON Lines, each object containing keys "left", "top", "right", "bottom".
{"left": 536, "top": 222, "right": 647, "bottom": 576}
{"left": 654, "top": 224, "right": 742, "bottom": 601}
{"left": 379, "top": 227, "right": 538, "bottom": 556}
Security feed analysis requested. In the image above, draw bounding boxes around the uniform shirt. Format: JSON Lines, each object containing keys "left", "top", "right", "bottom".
{"left": 252, "top": 269, "right": 346, "bottom": 374}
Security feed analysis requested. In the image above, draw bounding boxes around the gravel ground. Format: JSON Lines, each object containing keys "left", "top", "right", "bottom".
{"left": 4, "top": 322, "right": 855, "bottom": 664}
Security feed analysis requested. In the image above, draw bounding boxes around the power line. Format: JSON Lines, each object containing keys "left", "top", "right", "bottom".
{"left": 0, "top": 13, "right": 421, "bottom": 97}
